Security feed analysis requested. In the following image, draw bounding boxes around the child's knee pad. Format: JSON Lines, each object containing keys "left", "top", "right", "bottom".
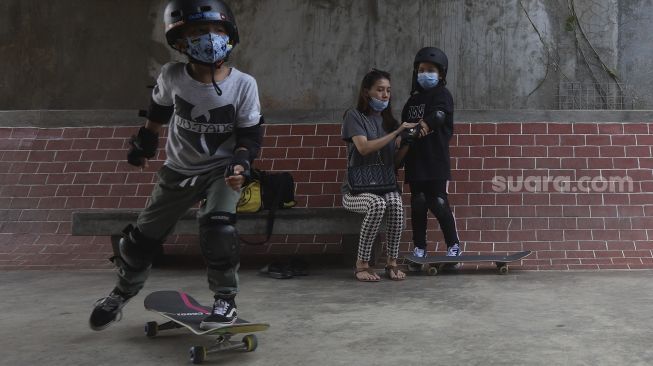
{"left": 199, "top": 212, "right": 240, "bottom": 271}
{"left": 431, "top": 195, "right": 452, "bottom": 219}
{"left": 116, "top": 224, "right": 163, "bottom": 271}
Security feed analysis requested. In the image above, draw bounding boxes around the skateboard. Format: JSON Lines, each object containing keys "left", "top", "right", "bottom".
{"left": 404, "top": 250, "right": 532, "bottom": 276}
{"left": 144, "top": 290, "right": 269, "bottom": 364}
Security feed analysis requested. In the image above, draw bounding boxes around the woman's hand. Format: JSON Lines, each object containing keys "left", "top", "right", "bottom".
{"left": 352, "top": 122, "right": 419, "bottom": 156}
{"left": 398, "top": 121, "right": 419, "bottom": 132}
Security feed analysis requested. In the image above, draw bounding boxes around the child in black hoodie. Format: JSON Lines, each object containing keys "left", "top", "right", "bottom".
{"left": 399, "top": 47, "right": 462, "bottom": 259}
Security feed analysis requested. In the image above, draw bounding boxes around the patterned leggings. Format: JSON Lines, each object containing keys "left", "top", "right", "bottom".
{"left": 342, "top": 191, "right": 405, "bottom": 262}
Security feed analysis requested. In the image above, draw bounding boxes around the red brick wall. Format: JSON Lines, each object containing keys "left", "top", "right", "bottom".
{"left": 1, "top": 122, "right": 652, "bottom": 270}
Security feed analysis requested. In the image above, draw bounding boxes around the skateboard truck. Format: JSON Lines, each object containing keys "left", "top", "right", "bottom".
{"left": 211, "top": 333, "right": 257, "bottom": 353}
{"left": 189, "top": 332, "right": 258, "bottom": 364}
{"left": 144, "top": 319, "right": 258, "bottom": 364}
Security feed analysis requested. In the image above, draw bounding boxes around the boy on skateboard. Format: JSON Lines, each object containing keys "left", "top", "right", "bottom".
{"left": 90, "top": 0, "right": 262, "bottom": 331}
{"left": 398, "top": 47, "right": 462, "bottom": 259}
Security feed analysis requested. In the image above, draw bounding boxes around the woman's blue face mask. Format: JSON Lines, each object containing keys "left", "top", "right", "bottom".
{"left": 417, "top": 72, "right": 439, "bottom": 89}
{"left": 186, "top": 32, "right": 232, "bottom": 64}
{"left": 368, "top": 97, "right": 389, "bottom": 112}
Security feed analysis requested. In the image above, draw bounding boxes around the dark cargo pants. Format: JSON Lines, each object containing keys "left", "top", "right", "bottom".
{"left": 116, "top": 165, "right": 241, "bottom": 296}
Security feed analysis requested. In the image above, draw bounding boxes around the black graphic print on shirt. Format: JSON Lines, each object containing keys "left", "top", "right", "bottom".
{"left": 407, "top": 104, "right": 426, "bottom": 120}
{"left": 173, "top": 95, "right": 236, "bottom": 156}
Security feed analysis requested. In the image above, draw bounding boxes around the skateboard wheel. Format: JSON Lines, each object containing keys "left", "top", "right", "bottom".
{"left": 407, "top": 262, "right": 422, "bottom": 272}
{"left": 144, "top": 321, "right": 158, "bottom": 337}
{"left": 242, "top": 334, "right": 258, "bottom": 352}
{"left": 189, "top": 346, "right": 206, "bottom": 364}
{"left": 498, "top": 265, "right": 509, "bottom": 275}
{"left": 427, "top": 266, "right": 438, "bottom": 276}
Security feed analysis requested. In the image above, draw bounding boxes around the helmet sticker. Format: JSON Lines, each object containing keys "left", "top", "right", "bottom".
{"left": 187, "top": 12, "right": 226, "bottom": 22}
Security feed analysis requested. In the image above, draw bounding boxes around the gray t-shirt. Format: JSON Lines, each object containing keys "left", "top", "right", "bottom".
{"left": 341, "top": 109, "right": 396, "bottom": 194}
{"left": 152, "top": 62, "right": 261, "bottom": 176}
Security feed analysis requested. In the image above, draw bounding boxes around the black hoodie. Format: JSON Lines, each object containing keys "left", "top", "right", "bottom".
{"left": 400, "top": 84, "right": 454, "bottom": 182}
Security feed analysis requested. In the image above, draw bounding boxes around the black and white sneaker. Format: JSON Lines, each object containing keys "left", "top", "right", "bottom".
{"left": 200, "top": 296, "right": 237, "bottom": 330}
{"left": 446, "top": 243, "right": 463, "bottom": 257}
{"left": 89, "top": 288, "right": 132, "bottom": 331}
{"left": 413, "top": 247, "right": 427, "bottom": 258}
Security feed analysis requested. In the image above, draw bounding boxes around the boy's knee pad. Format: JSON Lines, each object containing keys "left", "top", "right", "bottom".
{"left": 116, "top": 224, "right": 163, "bottom": 271}
{"left": 199, "top": 212, "right": 240, "bottom": 271}
{"left": 431, "top": 195, "right": 452, "bottom": 219}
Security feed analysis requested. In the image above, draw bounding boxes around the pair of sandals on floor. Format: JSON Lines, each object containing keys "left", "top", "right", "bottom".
{"left": 355, "top": 265, "right": 405, "bottom": 282}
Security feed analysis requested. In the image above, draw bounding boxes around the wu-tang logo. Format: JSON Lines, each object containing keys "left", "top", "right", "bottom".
{"left": 173, "top": 95, "right": 236, "bottom": 155}
{"left": 407, "top": 104, "right": 425, "bottom": 120}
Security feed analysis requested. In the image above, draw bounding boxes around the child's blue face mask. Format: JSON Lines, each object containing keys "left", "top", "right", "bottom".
{"left": 417, "top": 72, "right": 439, "bottom": 89}
{"left": 186, "top": 32, "right": 233, "bottom": 64}
{"left": 369, "top": 97, "right": 389, "bottom": 112}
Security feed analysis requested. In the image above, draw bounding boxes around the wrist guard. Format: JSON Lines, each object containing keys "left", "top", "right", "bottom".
{"left": 127, "top": 127, "right": 158, "bottom": 167}
{"left": 401, "top": 124, "right": 421, "bottom": 146}
{"left": 225, "top": 149, "right": 251, "bottom": 179}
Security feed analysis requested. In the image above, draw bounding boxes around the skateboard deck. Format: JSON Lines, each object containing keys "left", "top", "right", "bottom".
{"left": 405, "top": 250, "right": 532, "bottom": 275}
{"left": 144, "top": 290, "right": 269, "bottom": 335}
{"left": 144, "top": 290, "right": 269, "bottom": 364}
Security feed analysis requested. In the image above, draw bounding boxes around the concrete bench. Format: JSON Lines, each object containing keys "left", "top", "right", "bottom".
{"left": 72, "top": 208, "right": 377, "bottom": 266}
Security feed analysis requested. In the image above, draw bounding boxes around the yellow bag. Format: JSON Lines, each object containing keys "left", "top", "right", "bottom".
{"left": 237, "top": 180, "right": 262, "bottom": 213}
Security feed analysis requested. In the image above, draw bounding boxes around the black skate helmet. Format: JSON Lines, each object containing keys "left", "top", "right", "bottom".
{"left": 164, "top": 0, "right": 239, "bottom": 51}
{"left": 413, "top": 47, "right": 448, "bottom": 77}
{"left": 411, "top": 47, "right": 448, "bottom": 93}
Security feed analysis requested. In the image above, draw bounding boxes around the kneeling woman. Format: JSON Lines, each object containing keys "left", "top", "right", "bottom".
{"left": 341, "top": 69, "right": 417, "bottom": 282}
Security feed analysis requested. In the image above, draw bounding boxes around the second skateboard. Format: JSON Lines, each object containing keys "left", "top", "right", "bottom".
{"left": 405, "top": 250, "right": 532, "bottom": 275}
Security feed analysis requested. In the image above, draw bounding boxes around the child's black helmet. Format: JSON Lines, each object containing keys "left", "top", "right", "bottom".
{"left": 164, "top": 0, "right": 239, "bottom": 50}
{"left": 413, "top": 47, "right": 448, "bottom": 78}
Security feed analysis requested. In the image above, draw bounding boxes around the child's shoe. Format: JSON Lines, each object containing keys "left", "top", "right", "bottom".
{"left": 446, "top": 243, "right": 462, "bottom": 257}
{"left": 89, "top": 287, "right": 133, "bottom": 331}
{"left": 200, "top": 296, "right": 237, "bottom": 329}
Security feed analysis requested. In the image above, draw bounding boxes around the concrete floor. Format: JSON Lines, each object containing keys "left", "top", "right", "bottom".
{"left": 1, "top": 267, "right": 652, "bottom": 366}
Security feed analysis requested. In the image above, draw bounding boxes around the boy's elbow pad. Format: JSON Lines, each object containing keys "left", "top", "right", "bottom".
{"left": 146, "top": 98, "right": 174, "bottom": 124}
{"left": 235, "top": 122, "right": 263, "bottom": 159}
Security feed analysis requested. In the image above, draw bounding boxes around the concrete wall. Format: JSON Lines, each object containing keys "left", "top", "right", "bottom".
{"left": 618, "top": 0, "right": 653, "bottom": 108}
{"left": 0, "top": 0, "right": 651, "bottom": 113}
{"left": 0, "top": 1, "right": 167, "bottom": 110}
